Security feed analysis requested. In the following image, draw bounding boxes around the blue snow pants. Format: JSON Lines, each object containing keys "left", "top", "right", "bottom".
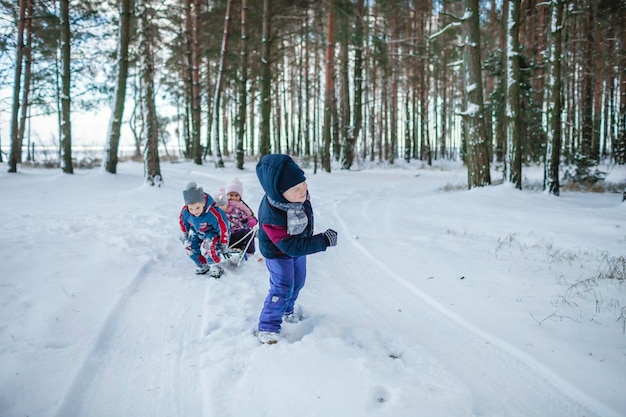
{"left": 258, "top": 256, "right": 306, "bottom": 333}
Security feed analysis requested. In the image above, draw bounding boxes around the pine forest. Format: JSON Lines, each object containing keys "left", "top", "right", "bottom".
{"left": 1, "top": 0, "right": 625, "bottom": 193}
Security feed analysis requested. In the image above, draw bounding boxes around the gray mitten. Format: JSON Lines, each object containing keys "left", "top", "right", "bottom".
{"left": 215, "top": 188, "right": 228, "bottom": 207}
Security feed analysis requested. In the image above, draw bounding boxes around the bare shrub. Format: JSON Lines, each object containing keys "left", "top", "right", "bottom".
{"left": 596, "top": 254, "right": 625, "bottom": 281}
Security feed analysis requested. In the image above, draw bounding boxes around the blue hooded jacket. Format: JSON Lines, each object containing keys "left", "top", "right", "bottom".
{"left": 179, "top": 193, "right": 230, "bottom": 246}
{"left": 256, "top": 154, "right": 328, "bottom": 259}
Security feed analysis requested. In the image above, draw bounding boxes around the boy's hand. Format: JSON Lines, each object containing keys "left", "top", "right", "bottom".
{"left": 323, "top": 229, "right": 338, "bottom": 247}
{"left": 218, "top": 243, "right": 231, "bottom": 259}
{"left": 179, "top": 232, "right": 189, "bottom": 244}
{"left": 215, "top": 192, "right": 227, "bottom": 207}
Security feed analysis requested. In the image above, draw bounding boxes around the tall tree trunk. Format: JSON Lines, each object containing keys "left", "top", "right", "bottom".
{"left": 406, "top": 9, "right": 415, "bottom": 164}
{"left": 565, "top": 13, "right": 577, "bottom": 159}
{"left": 439, "top": 30, "right": 448, "bottom": 159}
{"left": 463, "top": 0, "right": 491, "bottom": 188}
{"left": 381, "top": 76, "right": 388, "bottom": 162}
{"left": 274, "top": 63, "right": 282, "bottom": 153}
{"left": 322, "top": 1, "right": 336, "bottom": 172}
{"left": 18, "top": 0, "right": 33, "bottom": 163}
{"left": 222, "top": 98, "right": 229, "bottom": 156}
{"left": 209, "top": 0, "right": 233, "bottom": 168}
{"left": 484, "top": 0, "right": 498, "bottom": 155}
{"left": 537, "top": 5, "right": 548, "bottom": 114}
{"left": 191, "top": 0, "right": 203, "bottom": 164}
{"left": 406, "top": 3, "right": 416, "bottom": 163}
{"left": 525, "top": 0, "right": 547, "bottom": 127}
{"left": 341, "top": 0, "right": 363, "bottom": 169}
{"left": 418, "top": 4, "right": 431, "bottom": 165}
{"left": 336, "top": 2, "right": 349, "bottom": 163}
{"left": 438, "top": 2, "right": 450, "bottom": 158}
{"left": 337, "top": 1, "right": 351, "bottom": 168}
{"left": 236, "top": 0, "right": 249, "bottom": 169}
{"left": 368, "top": 46, "right": 377, "bottom": 163}
{"left": 491, "top": 0, "right": 508, "bottom": 164}
{"left": 303, "top": 15, "right": 311, "bottom": 157}
{"left": 8, "top": 0, "right": 27, "bottom": 173}
{"left": 505, "top": 0, "right": 522, "bottom": 189}
{"left": 388, "top": 5, "right": 398, "bottom": 165}
{"left": 580, "top": 3, "right": 595, "bottom": 161}
{"left": 138, "top": 0, "right": 161, "bottom": 185}
{"left": 182, "top": 0, "right": 194, "bottom": 158}
{"left": 591, "top": 1, "right": 603, "bottom": 162}
{"left": 104, "top": 0, "right": 133, "bottom": 174}
{"left": 259, "top": 0, "right": 272, "bottom": 157}
{"left": 60, "top": 0, "right": 73, "bottom": 174}
{"left": 313, "top": 7, "right": 324, "bottom": 169}
{"left": 616, "top": 0, "right": 626, "bottom": 165}
{"left": 248, "top": 85, "right": 255, "bottom": 154}
{"left": 544, "top": 0, "right": 564, "bottom": 196}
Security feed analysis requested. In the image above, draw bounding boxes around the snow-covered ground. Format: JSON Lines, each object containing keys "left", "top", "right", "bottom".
{"left": 1, "top": 158, "right": 624, "bottom": 417}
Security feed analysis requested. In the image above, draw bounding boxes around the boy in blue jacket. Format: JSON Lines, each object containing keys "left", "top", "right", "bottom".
{"left": 179, "top": 182, "right": 230, "bottom": 278}
{"left": 255, "top": 154, "right": 338, "bottom": 344}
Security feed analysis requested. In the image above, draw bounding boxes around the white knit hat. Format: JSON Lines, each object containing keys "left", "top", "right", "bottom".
{"left": 225, "top": 177, "right": 244, "bottom": 198}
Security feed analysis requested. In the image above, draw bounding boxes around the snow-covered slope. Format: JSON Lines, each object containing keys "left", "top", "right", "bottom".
{"left": 1, "top": 160, "right": 624, "bottom": 417}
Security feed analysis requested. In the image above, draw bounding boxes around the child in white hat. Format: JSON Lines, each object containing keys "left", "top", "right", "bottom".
{"left": 216, "top": 177, "right": 258, "bottom": 256}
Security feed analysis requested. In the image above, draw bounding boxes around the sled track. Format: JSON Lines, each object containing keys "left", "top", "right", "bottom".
{"left": 53, "top": 249, "right": 206, "bottom": 417}
{"left": 326, "top": 199, "right": 620, "bottom": 417}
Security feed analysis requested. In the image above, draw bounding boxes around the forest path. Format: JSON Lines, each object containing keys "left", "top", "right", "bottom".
{"left": 43, "top": 165, "right": 619, "bottom": 417}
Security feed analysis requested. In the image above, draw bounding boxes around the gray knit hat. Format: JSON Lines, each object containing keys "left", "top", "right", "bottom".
{"left": 183, "top": 182, "right": 205, "bottom": 204}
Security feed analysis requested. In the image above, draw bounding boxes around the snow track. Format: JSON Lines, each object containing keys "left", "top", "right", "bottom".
{"left": 53, "top": 247, "right": 206, "bottom": 417}
{"left": 321, "top": 197, "right": 616, "bottom": 417}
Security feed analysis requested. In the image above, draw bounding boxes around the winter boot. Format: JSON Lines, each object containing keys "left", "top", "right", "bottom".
{"left": 194, "top": 264, "right": 211, "bottom": 275}
{"left": 208, "top": 263, "right": 224, "bottom": 278}
{"left": 282, "top": 311, "right": 300, "bottom": 324}
{"left": 256, "top": 331, "right": 280, "bottom": 344}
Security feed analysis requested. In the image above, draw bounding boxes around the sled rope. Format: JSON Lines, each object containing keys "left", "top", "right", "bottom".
{"left": 227, "top": 225, "right": 258, "bottom": 267}
{"left": 227, "top": 226, "right": 257, "bottom": 248}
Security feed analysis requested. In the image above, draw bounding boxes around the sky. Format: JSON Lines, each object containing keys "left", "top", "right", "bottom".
{"left": 0, "top": 158, "right": 625, "bottom": 417}
{"left": 0, "top": 108, "right": 138, "bottom": 151}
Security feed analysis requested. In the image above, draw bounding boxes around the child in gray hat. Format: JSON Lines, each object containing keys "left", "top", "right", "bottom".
{"left": 179, "top": 182, "right": 230, "bottom": 277}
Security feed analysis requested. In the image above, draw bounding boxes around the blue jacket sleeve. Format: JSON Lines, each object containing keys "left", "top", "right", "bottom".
{"left": 262, "top": 224, "right": 328, "bottom": 257}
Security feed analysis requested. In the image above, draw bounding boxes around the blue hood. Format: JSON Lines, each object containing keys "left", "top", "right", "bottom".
{"left": 256, "top": 154, "right": 304, "bottom": 203}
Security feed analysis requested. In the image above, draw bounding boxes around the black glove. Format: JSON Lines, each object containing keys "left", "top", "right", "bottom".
{"left": 323, "top": 229, "right": 338, "bottom": 247}
{"left": 218, "top": 243, "right": 231, "bottom": 259}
